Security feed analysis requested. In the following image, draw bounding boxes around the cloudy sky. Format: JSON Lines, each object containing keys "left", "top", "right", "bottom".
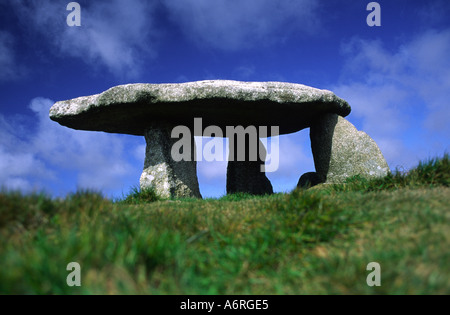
{"left": 0, "top": 0, "right": 449, "bottom": 199}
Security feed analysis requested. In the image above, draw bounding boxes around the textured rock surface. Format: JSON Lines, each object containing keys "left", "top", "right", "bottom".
{"left": 49, "top": 80, "right": 350, "bottom": 136}
{"left": 140, "top": 125, "right": 201, "bottom": 199}
{"left": 227, "top": 139, "right": 273, "bottom": 195}
{"left": 310, "top": 114, "right": 390, "bottom": 183}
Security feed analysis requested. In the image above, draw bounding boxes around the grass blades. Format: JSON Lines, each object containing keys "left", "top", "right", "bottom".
{"left": 0, "top": 154, "right": 448, "bottom": 294}
{"left": 117, "top": 186, "right": 161, "bottom": 204}
{"left": 329, "top": 153, "right": 449, "bottom": 192}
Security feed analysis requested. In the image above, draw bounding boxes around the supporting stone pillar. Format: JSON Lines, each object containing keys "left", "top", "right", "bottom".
{"left": 226, "top": 133, "right": 273, "bottom": 195}
{"left": 297, "top": 172, "right": 324, "bottom": 189}
{"left": 140, "top": 124, "right": 202, "bottom": 199}
{"left": 307, "top": 113, "right": 389, "bottom": 185}
{"left": 309, "top": 113, "right": 338, "bottom": 184}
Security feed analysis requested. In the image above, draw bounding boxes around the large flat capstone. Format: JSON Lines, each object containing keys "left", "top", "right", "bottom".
{"left": 49, "top": 80, "right": 350, "bottom": 136}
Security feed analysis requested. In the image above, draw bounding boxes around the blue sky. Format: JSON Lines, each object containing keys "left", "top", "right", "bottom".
{"left": 0, "top": 0, "right": 449, "bottom": 199}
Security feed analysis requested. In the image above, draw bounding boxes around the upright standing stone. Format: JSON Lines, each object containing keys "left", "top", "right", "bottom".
{"left": 227, "top": 137, "right": 273, "bottom": 195}
{"left": 309, "top": 113, "right": 390, "bottom": 184}
{"left": 297, "top": 172, "right": 324, "bottom": 189}
{"left": 140, "top": 124, "right": 202, "bottom": 198}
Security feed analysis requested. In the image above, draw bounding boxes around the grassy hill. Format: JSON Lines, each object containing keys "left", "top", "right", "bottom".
{"left": 0, "top": 154, "right": 448, "bottom": 294}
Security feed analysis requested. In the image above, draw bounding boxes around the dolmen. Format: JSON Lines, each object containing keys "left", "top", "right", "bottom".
{"left": 49, "top": 80, "right": 389, "bottom": 198}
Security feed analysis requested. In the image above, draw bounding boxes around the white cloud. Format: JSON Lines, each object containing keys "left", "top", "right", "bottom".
{"left": 0, "top": 97, "right": 142, "bottom": 196}
{"left": 133, "top": 144, "right": 146, "bottom": 163}
{"left": 0, "top": 106, "right": 54, "bottom": 191}
{"left": 416, "top": 0, "right": 450, "bottom": 27}
{"left": 333, "top": 83, "right": 409, "bottom": 137}
{"left": 0, "top": 31, "right": 25, "bottom": 82}
{"left": 266, "top": 132, "right": 315, "bottom": 193}
{"left": 198, "top": 160, "right": 228, "bottom": 181}
{"left": 195, "top": 137, "right": 228, "bottom": 181}
{"left": 9, "top": 0, "right": 158, "bottom": 78}
{"left": 0, "top": 147, "right": 51, "bottom": 191}
{"left": 333, "top": 29, "right": 450, "bottom": 169}
{"left": 406, "top": 30, "right": 450, "bottom": 134}
{"left": 163, "top": 0, "right": 319, "bottom": 50}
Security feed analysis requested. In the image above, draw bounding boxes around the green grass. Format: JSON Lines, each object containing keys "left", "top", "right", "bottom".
{"left": 0, "top": 155, "right": 449, "bottom": 294}
{"left": 118, "top": 186, "right": 161, "bottom": 204}
{"left": 331, "top": 153, "right": 449, "bottom": 192}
